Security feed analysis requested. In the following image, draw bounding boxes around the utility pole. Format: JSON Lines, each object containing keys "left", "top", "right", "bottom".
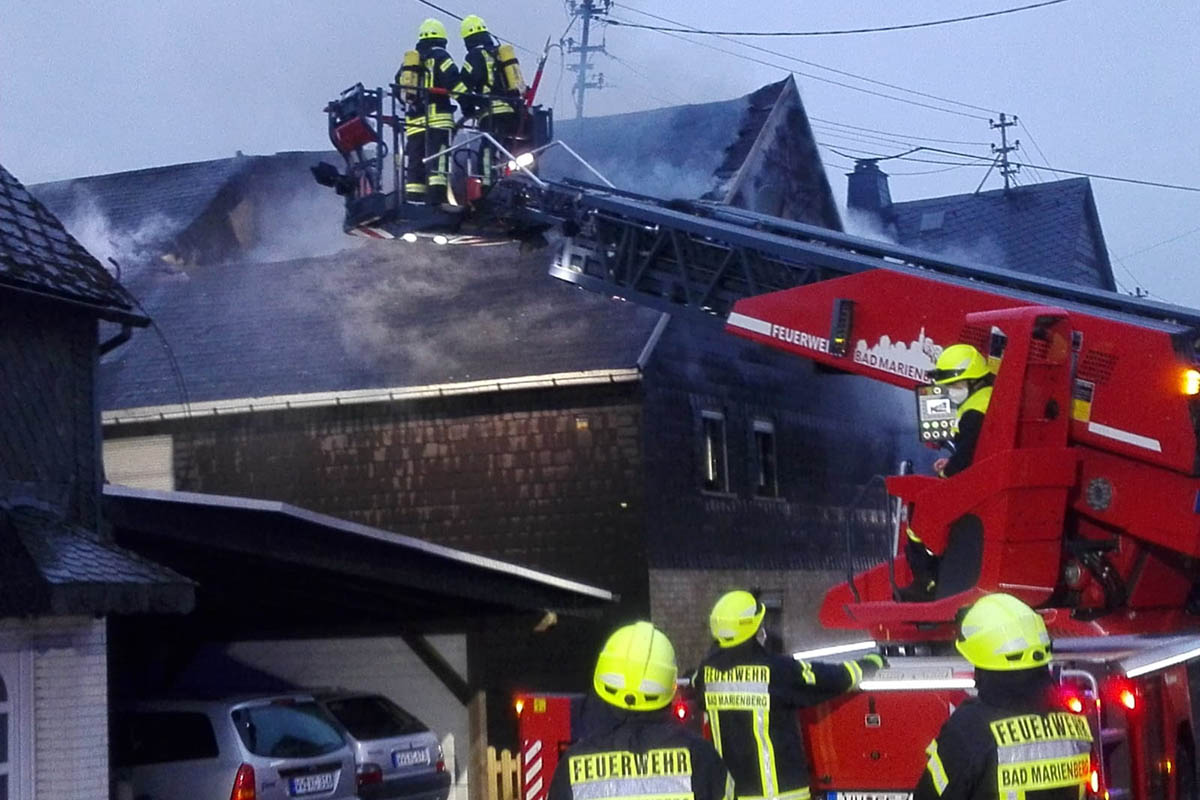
{"left": 565, "top": 0, "right": 611, "bottom": 119}
{"left": 989, "top": 113, "right": 1021, "bottom": 190}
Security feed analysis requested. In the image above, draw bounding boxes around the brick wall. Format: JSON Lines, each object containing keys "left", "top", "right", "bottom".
{"left": 0, "top": 292, "right": 100, "bottom": 528}
{"left": 649, "top": 568, "right": 858, "bottom": 671}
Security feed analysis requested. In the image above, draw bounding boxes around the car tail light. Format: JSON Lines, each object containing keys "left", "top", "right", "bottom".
{"left": 357, "top": 763, "right": 384, "bottom": 788}
{"left": 230, "top": 763, "right": 256, "bottom": 800}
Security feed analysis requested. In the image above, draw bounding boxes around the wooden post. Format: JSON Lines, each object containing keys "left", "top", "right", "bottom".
{"left": 469, "top": 691, "right": 489, "bottom": 800}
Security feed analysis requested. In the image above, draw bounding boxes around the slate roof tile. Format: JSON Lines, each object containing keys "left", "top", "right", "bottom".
{"left": 888, "top": 177, "right": 1115, "bottom": 289}
{"left": 0, "top": 162, "right": 142, "bottom": 314}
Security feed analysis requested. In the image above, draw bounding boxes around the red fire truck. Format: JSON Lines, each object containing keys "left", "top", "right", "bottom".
{"left": 316, "top": 89, "right": 1200, "bottom": 800}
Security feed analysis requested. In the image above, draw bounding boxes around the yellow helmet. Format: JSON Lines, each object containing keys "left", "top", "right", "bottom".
{"left": 930, "top": 343, "right": 990, "bottom": 385}
{"left": 418, "top": 18, "right": 447, "bottom": 41}
{"left": 460, "top": 14, "right": 488, "bottom": 38}
{"left": 956, "top": 593, "right": 1051, "bottom": 671}
{"left": 593, "top": 622, "right": 677, "bottom": 711}
{"left": 710, "top": 590, "right": 765, "bottom": 648}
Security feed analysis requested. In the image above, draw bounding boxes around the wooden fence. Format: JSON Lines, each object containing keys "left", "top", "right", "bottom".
{"left": 486, "top": 746, "right": 521, "bottom": 800}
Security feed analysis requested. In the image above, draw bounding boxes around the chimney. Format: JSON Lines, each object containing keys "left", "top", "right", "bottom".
{"left": 846, "top": 159, "right": 892, "bottom": 214}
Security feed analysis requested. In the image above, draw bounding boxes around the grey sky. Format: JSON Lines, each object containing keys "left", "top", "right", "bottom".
{"left": 2, "top": 1, "right": 1198, "bottom": 304}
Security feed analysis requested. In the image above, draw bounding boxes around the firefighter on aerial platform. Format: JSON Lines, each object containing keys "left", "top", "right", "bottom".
{"left": 694, "top": 591, "right": 884, "bottom": 800}
{"left": 547, "top": 622, "right": 733, "bottom": 800}
{"left": 397, "top": 19, "right": 460, "bottom": 204}
{"left": 915, "top": 593, "right": 1092, "bottom": 800}
{"left": 901, "top": 343, "right": 995, "bottom": 602}
{"left": 451, "top": 14, "right": 524, "bottom": 189}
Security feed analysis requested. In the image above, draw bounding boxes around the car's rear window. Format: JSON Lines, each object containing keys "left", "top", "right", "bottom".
{"left": 323, "top": 696, "right": 428, "bottom": 740}
{"left": 231, "top": 701, "right": 346, "bottom": 758}
{"left": 112, "top": 711, "right": 220, "bottom": 766}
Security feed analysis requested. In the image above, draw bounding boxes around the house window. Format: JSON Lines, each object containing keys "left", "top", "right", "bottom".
{"left": 103, "top": 434, "right": 175, "bottom": 491}
{"left": 701, "top": 411, "right": 728, "bottom": 492}
{"left": 753, "top": 420, "right": 778, "bottom": 498}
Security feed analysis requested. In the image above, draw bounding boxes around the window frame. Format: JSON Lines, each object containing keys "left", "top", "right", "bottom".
{"left": 700, "top": 410, "right": 729, "bottom": 494}
{"left": 752, "top": 419, "right": 779, "bottom": 499}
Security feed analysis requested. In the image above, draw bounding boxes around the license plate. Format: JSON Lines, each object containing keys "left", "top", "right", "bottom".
{"left": 394, "top": 748, "right": 431, "bottom": 768}
{"left": 290, "top": 772, "right": 335, "bottom": 796}
{"left": 835, "top": 793, "right": 911, "bottom": 800}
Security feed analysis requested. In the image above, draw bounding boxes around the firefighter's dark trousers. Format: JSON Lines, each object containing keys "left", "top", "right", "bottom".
{"left": 477, "top": 111, "right": 520, "bottom": 187}
{"left": 405, "top": 125, "right": 451, "bottom": 204}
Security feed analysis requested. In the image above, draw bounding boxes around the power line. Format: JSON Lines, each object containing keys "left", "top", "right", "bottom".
{"left": 1119, "top": 223, "right": 1200, "bottom": 261}
{"left": 613, "top": 2, "right": 998, "bottom": 118}
{"left": 1016, "top": 119, "right": 1062, "bottom": 181}
{"left": 607, "top": 0, "right": 1069, "bottom": 37}
{"left": 608, "top": 18, "right": 990, "bottom": 121}
{"left": 410, "top": 0, "right": 539, "bottom": 56}
{"left": 810, "top": 117, "right": 990, "bottom": 147}
{"left": 602, "top": 51, "right": 689, "bottom": 105}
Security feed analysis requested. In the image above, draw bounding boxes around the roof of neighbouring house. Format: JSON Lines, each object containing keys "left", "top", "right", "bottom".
{"left": 885, "top": 177, "right": 1116, "bottom": 290}
{"left": 26, "top": 79, "right": 838, "bottom": 413}
{"left": 0, "top": 502, "right": 194, "bottom": 616}
{"left": 0, "top": 163, "right": 146, "bottom": 322}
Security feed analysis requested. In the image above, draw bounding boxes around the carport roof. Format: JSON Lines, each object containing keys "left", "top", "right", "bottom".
{"left": 104, "top": 485, "right": 615, "bottom": 631}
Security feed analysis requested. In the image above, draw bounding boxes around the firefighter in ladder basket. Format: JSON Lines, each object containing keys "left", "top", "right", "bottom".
{"left": 901, "top": 343, "right": 995, "bottom": 602}
{"left": 547, "top": 622, "right": 733, "bottom": 800}
{"left": 397, "top": 19, "right": 460, "bottom": 204}
{"left": 452, "top": 14, "right": 525, "bottom": 190}
{"left": 915, "top": 593, "right": 1092, "bottom": 800}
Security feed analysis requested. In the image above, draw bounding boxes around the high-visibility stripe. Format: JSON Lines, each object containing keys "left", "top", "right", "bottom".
{"left": 925, "top": 740, "right": 949, "bottom": 796}
{"left": 706, "top": 681, "right": 769, "bottom": 694}
{"left": 572, "top": 776, "right": 693, "bottom": 800}
{"left": 753, "top": 707, "right": 777, "bottom": 799}
{"left": 736, "top": 789, "right": 810, "bottom": 800}
{"left": 524, "top": 739, "right": 547, "bottom": 800}
{"left": 799, "top": 662, "right": 816, "bottom": 686}
{"left": 997, "top": 739, "right": 1090, "bottom": 764}
{"left": 843, "top": 660, "right": 863, "bottom": 688}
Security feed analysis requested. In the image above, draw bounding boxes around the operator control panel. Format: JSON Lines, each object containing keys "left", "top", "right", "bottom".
{"left": 916, "top": 385, "right": 956, "bottom": 444}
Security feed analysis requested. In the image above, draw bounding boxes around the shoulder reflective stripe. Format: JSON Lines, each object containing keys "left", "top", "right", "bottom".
{"left": 843, "top": 660, "right": 863, "bottom": 688}
{"left": 924, "top": 740, "right": 949, "bottom": 796}
{"left": 441, "top": 57, "right": 454, "bottom": 71}
{"left": 800, "top": 661, "right": 816, "bottom": 685}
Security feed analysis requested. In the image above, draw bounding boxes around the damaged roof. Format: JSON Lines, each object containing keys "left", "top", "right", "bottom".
{"left": 887, "top": 177, "right": 1116, "bottom": 290}
{"left": 26, "top": 80, "right": 836, "bottom": 412}
{"left": 0, "top": 162, "right": 146, "bottom": 322}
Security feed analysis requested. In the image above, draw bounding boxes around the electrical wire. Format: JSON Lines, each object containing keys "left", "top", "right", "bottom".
{"left": 810, "top": 117, "right": 990, "bottom": 147}
{"left": 1119, "top": 223, "right": 1200, "bottom": 261}
{"left": 410, "top": 0, "right": 539, "bottom": 56}
{"left": 613, "top": 2, "right": 998, "bottom": 117}
{"left": 609, "top": 19, "right": 990, "bottom": 121}
{"left": 602, "top": 51, "right": 689, "bottom": 105}
{"left": 607, "top": 0, "right": 1069, "bottom": 37}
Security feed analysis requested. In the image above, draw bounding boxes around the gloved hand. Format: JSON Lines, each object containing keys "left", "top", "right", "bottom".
{"left": 859, "top": 652, "right": 887, "bottom": 675}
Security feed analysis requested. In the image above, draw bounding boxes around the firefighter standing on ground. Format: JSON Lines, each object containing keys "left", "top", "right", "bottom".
{"left": 451, "top": 14, "right": 523, "bottom": 187}
{"left": 397, "top": 19, "right": 460, "bottom": 204}
{"left": 694, "top": 590, "right": 884, "bottom": 800}
{"left": 547, "top": 622, "right": 733, "bottom": 800}
{"left": 902, "top": 343, "right": 996, "bottom": 601}
{"left": 915, "top": 593, "right": 1092, "bottom": 800}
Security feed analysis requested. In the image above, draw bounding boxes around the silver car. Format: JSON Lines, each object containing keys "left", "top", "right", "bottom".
{"left": 313, "top": 691, "right": 451, "bottom": 800}
{"left": 112, "top": 693, "right": 358, "bottom": 800}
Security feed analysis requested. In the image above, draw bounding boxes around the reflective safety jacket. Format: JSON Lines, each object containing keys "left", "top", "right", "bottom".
{"left": 943, "top": 385, "right": 991, "bottom": 477}
{"left": 452, "top": 32, "right": 518, "bottom": 118}
{"left": 547, "top": 708, "right": 733, "bottom": 800}
{"left": 400, "top": 39, "right": 460, "bottom": 132}
{"left": 915, "top": 672, "right": 1092, "bottom": 800}
{"left": 694, "top": 641, "right": 878, "bottom": 800}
